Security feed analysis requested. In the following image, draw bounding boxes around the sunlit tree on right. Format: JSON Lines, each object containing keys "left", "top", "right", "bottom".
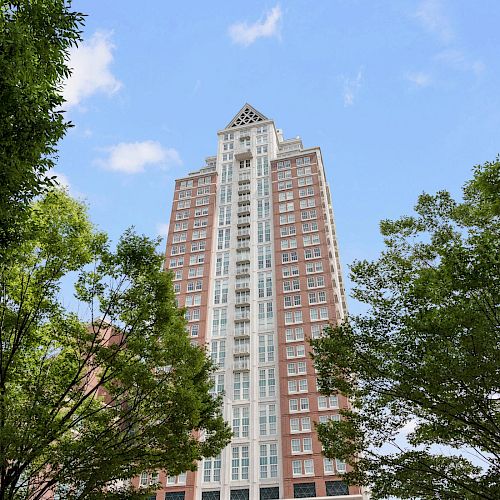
{"left": 312, "top": 158, "right": 500, "bottom": 499}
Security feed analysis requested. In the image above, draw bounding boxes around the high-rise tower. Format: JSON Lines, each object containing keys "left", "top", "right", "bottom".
{"left": 152, "top": 105, "right": 363, "bottom": 500}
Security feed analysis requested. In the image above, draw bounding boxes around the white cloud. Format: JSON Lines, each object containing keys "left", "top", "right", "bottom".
{"left": 156, "top": 223, "right": 170, "bottom": 239}
{"left": 228, "top": 5, "right": 282, "bottom": 47}
{"left": 435, "top": 50, "right": 485, "bottom": 75}
{"left": 98, "top": 141, "right": 181, "bottom": 174}
{"left": 63, "top": 31, "right": 122, "bottom": 108}
{"left": 342, "top": 70, "right": 363, "bottom": 107}
{"left": 415, "top": 0, "right": 453, "bottom": 43}
{"left": 406, "top": 71, "right": 432, "bottom": 87}
{"left": 47, "top": 169, "right": 71, "bottom": 190}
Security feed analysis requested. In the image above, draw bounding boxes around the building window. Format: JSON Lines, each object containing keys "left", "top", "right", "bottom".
{"left": 259, "top": 404, "right": 277, "bottom": 436}
{"left": 303, "top": 233, "right": 321, "bottom": 246}
{"left": 194, "top": 207, "right": 209, "bottom": 217}
{"left": 290, "top": 416, "right": 311, "bottom": 433}
{"left": 210, "top": 340, "right": 226, "bottom": 368}
{"left": 306, "top": 261, "right": 323, "bottom": 274}
{"left": 256, "top": 156, "right": 269, "bottom": 176}
{"left": 215, "top": 253, "right": 229, "bottom": 276}
{"left": 282, "top": 265, "right": 299, "bottom": 277}
{"left": 212, "top": 308, "right": 227, "bottom": 337}
{"left": 258, "top": 273, "right": 273, "bottom": 298}
{"left": 214, "top": 280, "right": 228, "bottom": 304}
{"left": 280, "top": 224, "right": 296, "bottom": 237}
{"left": 257, "top": 199, "right": 270, "bottom": 219}
{"left": 202, "top": 491, "right": 221, "bottom": 500}
{"left": 281, "top": 238, "right": 297, "bottom": 250}
{"left": 302, "top": 221, "right": 319, "bottom": 232}
{"left": 277, "top": 170, "right": 292, "bottom": 180}
{"left": 257, "top": 178, "right": 270, "bottom": 197}
{"left": 230, "top": 490, "right": 249, "bottom": 500}
{"left": 233, "top": 372, "right": 250, "bottom": 400}
{"left": 231, "top": 447, "right": 249, "bottom": 481}
{"left": 219, "top": 205, "right": 231, "bottom": 226}
{"left": 301, "top": 209, "right": 317, "bottom": 221}
{"left": 278, "top": 180, "right": 293, "bottom": 190}
{"left": 285, "top": 327, "right": 305, "bottom": 342}
{"left": 318, "top": 395, "right": 339, "bottom": 410}
{"left": 258, "top": 302, "right": 273, "bottom": 326}
{"left": 209, "top": 374, "right": 224, "bottom": 396}
{"left": 299, "top": 198, "right": 316, "bottom": 209}
{"left": 197, "top": 186, "right": 211, "bottom": 195}
{"left": 286, "top": 344, "right": 306, "bottom": 358}
{"left": 259, "top": 487, "right": 279, "bottom": 500}
{"left": 258, "top": 334, "right": 275, "bottom": 363}
{"left": 325, "top": 481, "right": 349, "bottom": 496}
{"left": 189, "top": 256, "right": 205, "bottom": 268}
{"left": 299, "top": 187, "right": 315, "bottom": 197}
{"left": 336, "top": 460, "right": 347, "bottom": 473}
{"left": 284, "top": 310, "right": 303, "bottom": 325}
{"left": 203, "top": 455, "right": 222, "bottom": 482}
{"left": 258, "top": 246, "right": 272, "bottom": 269}
{"left": 232, "top": 406, "right": 250, "bottom": 438}
{"left": 218, "top": 228, "right": 231, "bottom": 250}
{"left": 259, "top": 368, "right": 276, "bottom": 398}
{"left": 279, "top": 191, "right": 294, "bottom": 202}
{"left": 259, "top": 443, "right": 278, "bottom": 479}
{"left": 308, "top": 291, "right": 327, "bottom": 304}
{"left": 287, "top": 361, "right": 307, "bottom": 377}
{"left": 288, "top": 378, "right": 308, "bottom": 394}
{"left": 310, "top": 307, "right": 329, "bottom": 321}
{"left": 279, "top": 213, "right": 296, "bottom": 225}
{"left": 319, "top": 414, "right": 341, "bottom": 424}
{"left": 165, "top": 493, "right": 186, "bottom": 500}
{"left": 293, "top": 480, "right": 315, "bottom": 496}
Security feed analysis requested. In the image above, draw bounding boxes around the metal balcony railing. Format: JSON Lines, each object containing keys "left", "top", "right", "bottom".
{"left": 234, "top": 357, "right": 250, "bottom": 370}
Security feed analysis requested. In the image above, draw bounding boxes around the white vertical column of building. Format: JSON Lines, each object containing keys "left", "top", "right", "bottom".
{"left": 248, "top": 122, "right": 283, "bottom": 499}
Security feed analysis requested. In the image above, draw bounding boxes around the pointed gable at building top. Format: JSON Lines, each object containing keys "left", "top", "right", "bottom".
{"left": 226, "top": 103, "right": 268, "bottom": 129}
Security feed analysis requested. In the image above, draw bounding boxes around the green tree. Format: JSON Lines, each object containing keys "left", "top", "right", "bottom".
{"left": 0, "top": 0, "right": 83, "bottom": 250}
{"left": 312, "top": 158, "right": 500, "bottom": 499}
{"left": 0, "top": 190, "right": 232, "bottom": 500}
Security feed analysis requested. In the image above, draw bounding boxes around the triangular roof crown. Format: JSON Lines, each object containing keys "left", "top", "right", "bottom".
{"left": 226, "top": 103, "right": 268, "bottom": 129}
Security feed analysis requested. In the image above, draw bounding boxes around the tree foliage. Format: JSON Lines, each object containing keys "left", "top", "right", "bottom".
{"left": 0, "top": 0, "right": 83, "bottom": 250}
{"left": 0, "top": 190, "right": 232, "bottom": 499}
{"left": 312, "top": 158, "right": 500, "bottom": 499}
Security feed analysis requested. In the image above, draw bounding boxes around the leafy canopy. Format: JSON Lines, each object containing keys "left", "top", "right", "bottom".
{"left": 0, "top": 190, "right": 231, "bottom": 500}
{"left": 0, "top": 0, "right": 83, "bottom": 250}
{"left": 312, "top": 158, "right": 500, "bottom": 499}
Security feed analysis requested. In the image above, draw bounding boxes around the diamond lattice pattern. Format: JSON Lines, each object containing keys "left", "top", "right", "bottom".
{"left": 230, "top": 106, "right": 265, "bottom": 127}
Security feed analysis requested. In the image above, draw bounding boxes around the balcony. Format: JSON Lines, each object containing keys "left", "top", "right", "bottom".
{"left": 238, "top": 184, "right": 250, "bottom": 195}
{"left": 238, "top": 204, "right": 250, "bottom": 215}
{"left": 236, "top": 265, "right": 250, "bottom": 276}
{"left": 238, "top": 194, "right": 251, "bottom": 204}
{"left": 234, "top": 342, "right": 250, "bottom": 355}
{"left": 234, "top": 356, "right": 250, "bottom": 370}
{"left": 237, "top": 216, "right": 250, "bottom": 226}
{"left": 237, "top": 228, "right": 250, "bottom": 238}
{"left": 238, "top": 173, "right": 251, "bottom": 183}
{"left": 235, "top": 150, "right": 253, "bottom": 161}
{"left": 235, "top": 279, "right": 250, "bottom": 290}
{"left": 234, "top": 307, "right": 250, "bottom": 320}
{"left": 236, "top": 252, "right": 250, "bottom": 263}
{"left": 235, "top": 293, "right": 250, "bottom": 305}
{"left": 236, "top": 239, "right": 250, "bottom": 250}
{"left": 234, "top": 324, "right": 250, "bottom": 337}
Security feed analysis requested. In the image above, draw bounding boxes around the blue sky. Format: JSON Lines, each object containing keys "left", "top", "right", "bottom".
{"left": 58, "top": 0, "right": 500, "bottom": 313}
